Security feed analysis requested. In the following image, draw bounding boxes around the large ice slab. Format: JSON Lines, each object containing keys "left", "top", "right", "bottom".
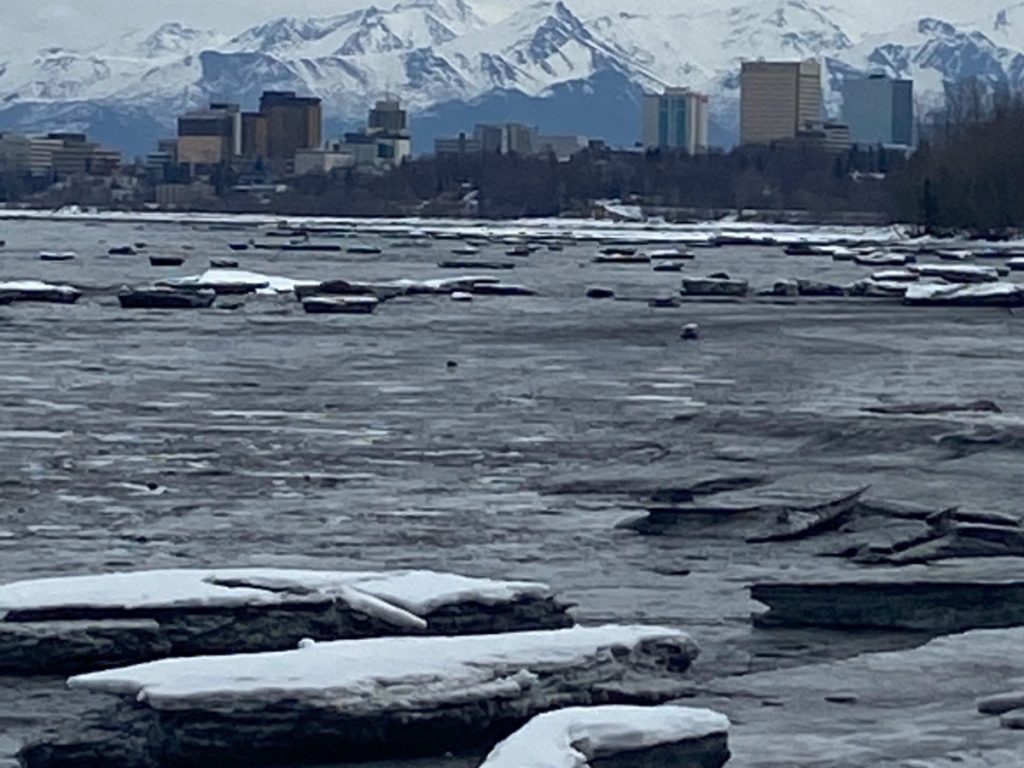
{"left": 158, "top": 269, "right": 317, "bottom": 294}
{"left": 904, "top": 282, "right": 1024, "bottom": 306}
{"left": 752, "top": 557, "right": 1024, "bottom": 632}
{"left": 0, "top": 569, "right": 572, "bottom": 673}
{"left": 0, "top": 280, "right": 81, "bottom": 304}
{"left": 479, "top": 705, "right": 730, "bottom": 768}
{"left": 24, "top": 626, "right": 701, "bottom": 768}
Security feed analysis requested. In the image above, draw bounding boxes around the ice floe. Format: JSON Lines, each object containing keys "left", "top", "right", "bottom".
{"left": 25, "top": 625, "right": 702, "bottom": 767}
{"left": 479, "top": 705, "right": 730, "bottom": 768}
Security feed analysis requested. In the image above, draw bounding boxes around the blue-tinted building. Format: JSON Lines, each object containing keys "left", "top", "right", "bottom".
{"left": 842, "top": 74, "right": 914, "bottom": 147}
{"left": 642, "top": 88, "right": 710, "bottom": 154}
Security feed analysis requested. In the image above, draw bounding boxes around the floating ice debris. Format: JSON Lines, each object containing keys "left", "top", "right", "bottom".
{"left": 118, "top": 287, "right": 216, "bottom": 310}
{"left": 648, "top": 296, "right": 678, "bottom": 308}
{"left": 594, "top": 252, "right": 650, "bottom": 264}
{"left": 681, "top": 275, "right": 749, "bottom": 297}
{"left": 148, "top": 255, "right": 185, "bottom": 268}
{"left": 653, "top": 260, "right": 685, "bottom": 272}
{"left": 646, "top": 248, "right": 694, "bottom": 260}
{"left": 345, "top": 244, "right": 382, "bottom": 255}
{"left": 0, "top": 280, "right": 81, "bottom": 304}
{"left": 763, "top": 279, "right": 798, "bottom": 297}
{"left": 439, "top": 260, "right": 517, "bottom": 270}
{"left": 935, "top": 249, "right": 973, "bottom": 261}
{"left": 846, "top": 279, "right": 911, "bottom": 298}
{"left": 854, "top": 252, "right": 912, "bottom": 266}
{"left": 795, "top": 279, "right": 845, "bottom": 297}
{"left": 471, "top": 282, "right": 536, "bottom": 296}
{"left": 871, "top": 269, "right": 919, "bottom": 282}
{"left": 752, "top": 558, "right": 1024, "bottom": 632}
{"left": 38, "top": 251, "right": 76, "bottom": 262}
{"left": 0, "top": 569, "right": 572, "bottom": 674}
{"left": 302, "top": 296, "right": 379, "bottom": 314}
{"left": 914, "top": 264, "right": 1000, "bottom": 283}
{"left": 479, "top": 705, "right": 730, "bottom": 768}
{"left": 904, "top": 282, "right": 1024, "bottom": 307}
{"left": 160, "top": 269, "right": 318, "bottom": 295}
{"left": 36, "top": 626, "right": 700, "bottom": 768}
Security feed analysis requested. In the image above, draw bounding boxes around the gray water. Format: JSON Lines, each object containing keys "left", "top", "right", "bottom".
{"left": 1, "top": 218, "right": 1023, "bottom": 766}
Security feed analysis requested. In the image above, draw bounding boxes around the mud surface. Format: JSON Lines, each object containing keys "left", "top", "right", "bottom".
{"left": 2, "top": 218, "right": 1023, "bottom": 766}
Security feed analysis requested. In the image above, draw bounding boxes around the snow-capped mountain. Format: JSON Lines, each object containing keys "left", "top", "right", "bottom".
{"left": 2, "top": 0, "right": 1024, "bottom": 156}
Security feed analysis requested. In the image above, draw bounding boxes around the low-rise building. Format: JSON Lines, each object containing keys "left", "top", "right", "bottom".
{"left": 435, "top": 125, "right": 586, "bottom": 160}
{"left": 781, "top": 121, "right": 854, "bottom": 154}
{"left": 535, "top": 134, "right": 588, "bottom": 161}
{"left": 434, "top": 133, "right": 483, "bottom": 155}
{"left": 294, "top": 146, "right": 356, "bottom": 175}
{"left": 28, "top": 133, "right": 122, "bottom": 179}
{"left": 155, "top": 181, "right": 216, "bottom": 208}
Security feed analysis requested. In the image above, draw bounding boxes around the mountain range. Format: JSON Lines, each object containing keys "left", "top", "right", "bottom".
{"left": 2, "top": 0, "right": 1024, "bottom": 157}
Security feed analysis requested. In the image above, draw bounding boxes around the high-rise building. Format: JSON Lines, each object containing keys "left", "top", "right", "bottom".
{"left": 740, "top": 60, "right": 823, "bottom": 145}
{"left": 367, "top": 100, "right": 409, "bottom": 136}
{"left": 842, "top": 74, "right": 914, "bottom": 147}
{"left": 642, "top": 88, "right": 710, "bottom": 154}
{"left": 259, "top": 91, "right": 323, "bottom": 162}
{"left": 241, "top": 113, "right": 269, "bottom": 158}
{"left": 178, "top": 107, "right": 239, "bottom": 167}
{"left": 209, "top": 103, "right": 242, "bottom": 156}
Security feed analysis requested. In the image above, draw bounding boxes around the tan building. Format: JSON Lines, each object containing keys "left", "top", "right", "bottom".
{"left": 740, "top": 60, "right": 822, "bottom": 145}
{"left": 29, "top": 137, "right": 66, "bottom": 176}
{"left": 29, "top": 133, "right": 122, "bottom": 179}
{"left": 241, "top": 112, "right": 268, "bottom": 158}
{"left": 177, "top": 107, "right": 238, "bottom": 167}
{"left": 260, "top": 91, "right": 322, "bottom": 162}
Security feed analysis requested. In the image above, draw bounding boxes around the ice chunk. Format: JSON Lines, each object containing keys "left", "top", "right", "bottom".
{"left": 0, "top": 568, "right": 554, "bottom": 619}
{"left": 68, "top": 625, "right": 698, "bottom": 708}
{"left": 480, "top": 705, "right": 730, "bottom": 768}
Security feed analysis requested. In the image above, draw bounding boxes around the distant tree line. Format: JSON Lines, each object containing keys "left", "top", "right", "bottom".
{"left": 241, "top": 141, "right": 903, "bottom": 221}
{"left": 891, "top": 81, "right": 1024, "bottom": 234}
